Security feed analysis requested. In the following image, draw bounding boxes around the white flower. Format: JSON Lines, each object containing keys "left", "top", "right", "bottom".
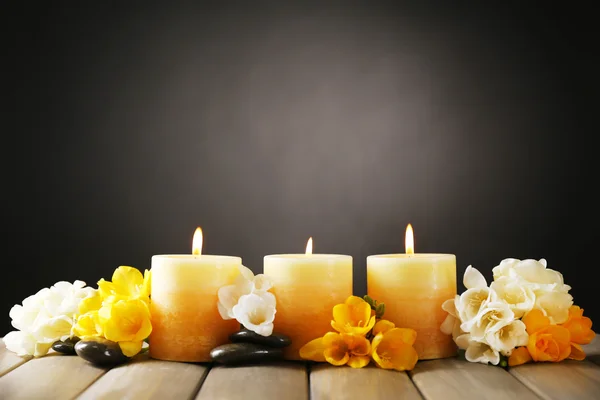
{"left": 455, "top": 334, "right": 500, "bottom": 365}
{"left": 2, "top": 331, "right": 52, "bottom": 357}
{"left": 493, "top": 258, "right": 570, "bottom": 294}
{"left": 217, "top": 265, "right": 274, "bottom": 320}
{"left": 492, "top": 258, "right": 573, "bottom": 324}
{"left": 490, "top": 276, "right": 535, "bottom": 319}
{"left": 456, "top": 266, "right": 498, "bottom": 332}
{"left": 217, "top": 265, "right": 277, "bottom": 336}
{"left": 484, "top": 319, "right": 528, "bottom": 356}
{"left": 3, "top": 280, "right": 96, "bottom": 357}
{"left": 468, "top": 300, "right": 514, "bottom": 340}
{"left": 440, "top": 296, "right": 464, "bottom": 340}
{"left": 232, "top": 292, "right": 276, "bottom": 336}
{"left": 491, "top": 258, "right": 520, "bottom": 280}
{"left": 534, "top": 291, "right": 573, "bottom": 324}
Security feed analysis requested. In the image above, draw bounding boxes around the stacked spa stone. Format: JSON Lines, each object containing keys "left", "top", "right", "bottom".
{"left": 53, "top": 336, "right": 130, "bottom": 366}
{"left": 210, "top": 328, "right": 291, "bottom": 365}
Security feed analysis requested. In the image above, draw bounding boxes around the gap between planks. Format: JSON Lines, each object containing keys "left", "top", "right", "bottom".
{"left": 310, "top": 363, "right": 422, "bottom": 400}
{"left": 409, "top": 357, "right": 539, "bottom": 400}
{"left": 76, "top": 354, "right": 210, "bottom": 400}
{"left": 508, "top": 337, "right": 600, "bottom": 400}
{"left": 0, "top": 339, "right": 30, "bottom": 378}
{"left": 196, "top": 361, "right": 308, "bottom": 400}
{"left": 0, "top": 353, "right": 108, "bottom": 400}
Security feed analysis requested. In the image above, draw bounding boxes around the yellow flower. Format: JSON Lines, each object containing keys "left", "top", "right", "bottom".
{"left": 331, "top": 296, "right": 376, "bottom": 336}
{"left": 73, "top": 311, "right": 102, "bottom": 338}
{"left": 299, "top": 337, "right": 326, "bottom": 363}
{"left": 98, "top": 298, "right": 152, "bottom": 357}
{"left": 518, "top": 309, "right": 571, "bottom": 364}
{"left": 78, "top": 291, "right": 102, "bottom": 315}
{"left": 508, "top": 346, "right": 532, "bottom": 367}
{"left": 371, "top": 328, "right": 418, "bottom": 371}
{"left": 299, "top": 332, "right": 371, "bottom": 368}
{"left": 373, "top": 319, "right": 396, "bottom": 335}
{"left": 98, "top": 266, "right": 151, "bottom": 304}
{"left": 560, "top": 305, "right": 595, "bottom": 360}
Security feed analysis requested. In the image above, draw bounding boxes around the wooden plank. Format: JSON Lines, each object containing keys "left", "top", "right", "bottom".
{"left": 0, "top": 339, "right": 31, "bottom": 377}
{"left": 510, "top": 360, "right": 600, "bottom": 400}
{"left": 310, "top": 364, "right": 422, "bottom": 400}
{"left": 195, "top": 362, "right": 308, "bottom": 400}
{"left": 0, "top": 353, "right": 107, "bottom": 399}
{"left": 410, "top": 358, "right": 539, "bottom": 400}
{"left": 583, "top": 336, "right": 600, "bottom": 366}
{"left": 77, "top": 354, "right": 209, "bottom": 400}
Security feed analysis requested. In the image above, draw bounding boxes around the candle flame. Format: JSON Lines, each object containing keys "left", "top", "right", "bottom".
{"left": 405, "top": 223, "right": 414, "bottom": 255}
{"left": 305, "top": 237, "right": 313, "bottom": 255}
{"left": 192, "top": 227, "right": 203, "bottom": 255}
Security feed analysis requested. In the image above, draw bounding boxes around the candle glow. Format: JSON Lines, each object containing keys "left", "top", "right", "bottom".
{"left": 192, "top": 227, "right": 203, "bottom": 255}
{"left": 305, "top": 237, "right": 313, "bottom": 255}
{"left": 405, "top": 223, "right": 414, "bottom": 255}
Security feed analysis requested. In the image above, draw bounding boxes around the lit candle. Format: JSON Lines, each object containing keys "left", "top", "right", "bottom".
{"left": 149, "top": 227, "right": 242, "bottom": 362}
{"left": 367, "top": 224, "right": 457, "bottom": 360}
{"left": 263, "top": 237, "right": 353, "bottom": 360}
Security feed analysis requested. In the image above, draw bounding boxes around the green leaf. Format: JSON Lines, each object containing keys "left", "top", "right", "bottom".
{"left": 375, "top": 303, "right": 385, "bottom": 319}
{"left": 363, "top": 295, "right": 375, "bottom": 307}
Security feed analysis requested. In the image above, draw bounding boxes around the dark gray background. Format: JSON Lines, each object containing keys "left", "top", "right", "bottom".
{"left": 3, "top": 2, "right": 597, "bottom": 336}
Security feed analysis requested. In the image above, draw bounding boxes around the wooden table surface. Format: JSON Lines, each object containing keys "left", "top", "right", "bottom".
{"left": 1, "top": 337, "right": 599, "bottom": 400}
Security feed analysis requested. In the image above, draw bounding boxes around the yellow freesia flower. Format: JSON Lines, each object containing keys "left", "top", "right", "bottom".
{"left": 98, "top": 266, "right": 151, "bottom": 304}
{"left": 371, "top": 328, "right": 418, "bottom": 371}
{"left": 73, "top": 310, "right": 103, "bottom": 338}
{"left": 98, "top": 298, "right": 152, "bottom": 357}
{"left": 373, "top": 319, "right": 395, "bottom": 335}
{"left": 299, "top": 332, "right": 371, "bottom": 368}
{"left": 78, "top": 291, "right": 102, "bottom": 315}
{"left": 331, "top": 296, "right": 376, "bottom": 336}
{"left": 299, "top": 337, "right": 327, "bottom": 362}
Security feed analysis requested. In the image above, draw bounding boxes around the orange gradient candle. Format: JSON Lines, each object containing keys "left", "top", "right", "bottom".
{"left": 263, "top": 237, "right": 353, "bottom": 360}
{"left": 367, "top": 224, "right": 457, "bottom": 360}
{"left": 149, "top": 227, "right": 241, "bottom": 362}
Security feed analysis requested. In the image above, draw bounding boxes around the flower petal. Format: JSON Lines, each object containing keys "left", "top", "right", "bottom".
{"left": 387, "top": 342, "right": 419, "bottom": 371}
{"left": 299, "top": 337, "right": 326, "bottom": 362}
{"left": 384, "top": 328, "right": 417, "bottom": 346}
{"left": 217, "top": 284, "right": 250, "bottom": 320}
{"left": 322, "top": 332, "right": 349, "bottom": 365}
{"left": 463, "top": 266, "right": 487, "bottom": 289}
{"left": 347, "top": 355, "right": 371, "bottom": 368}
{"left": 331, "top": 304, "right": 351, "bottom": 333}
{"left": 441, "top": 297, "right": 458, "bottom": 316}
{"left": 508, "top": 346, "right": 532, "bottom": 366}
{"left": 119, "top": 340, "right": 143, "bottom": 357}
{"left": 234, "top": 265, "right": 255, "bottom": 286}
{"left": 232, "top": 293, "right": 276, "bottom": 337}
{"left": 346, "top": 296, "right": 372, "bottom": 327}
{"left": 440, "top": 314, "right": 456, "bottom": 335}
{"left": 522, "top": 309, "right": 550, "bottom": 334}
{"left": 568, "top": 343, "right": 586, "bottom": 361}
{"left": 112, "top": 266, "right": 144, "bottom": 294}
{"left": 324, "top": 348, "right": 350, "bottom": 366}
{"left": 3, "top": 331, "right": 35, "bottom": 357}
{"left": 252, "top": 274, "right": 272, "bottom": 292}
{"left": 373, "top": 319, "right": 395, "bottom": 336}
{"left": 569, "top": 305, "right": 584, "bottom": 318}
{"left": 343, "top": 334, "right": 371, "bottom": 356}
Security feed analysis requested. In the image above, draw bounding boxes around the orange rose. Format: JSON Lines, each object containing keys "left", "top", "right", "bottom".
{"left": 560, "top": 305, "right": 595, "bottom": 360}
{"left": 524, "top": 309, "right": 571, "bottom": 362}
